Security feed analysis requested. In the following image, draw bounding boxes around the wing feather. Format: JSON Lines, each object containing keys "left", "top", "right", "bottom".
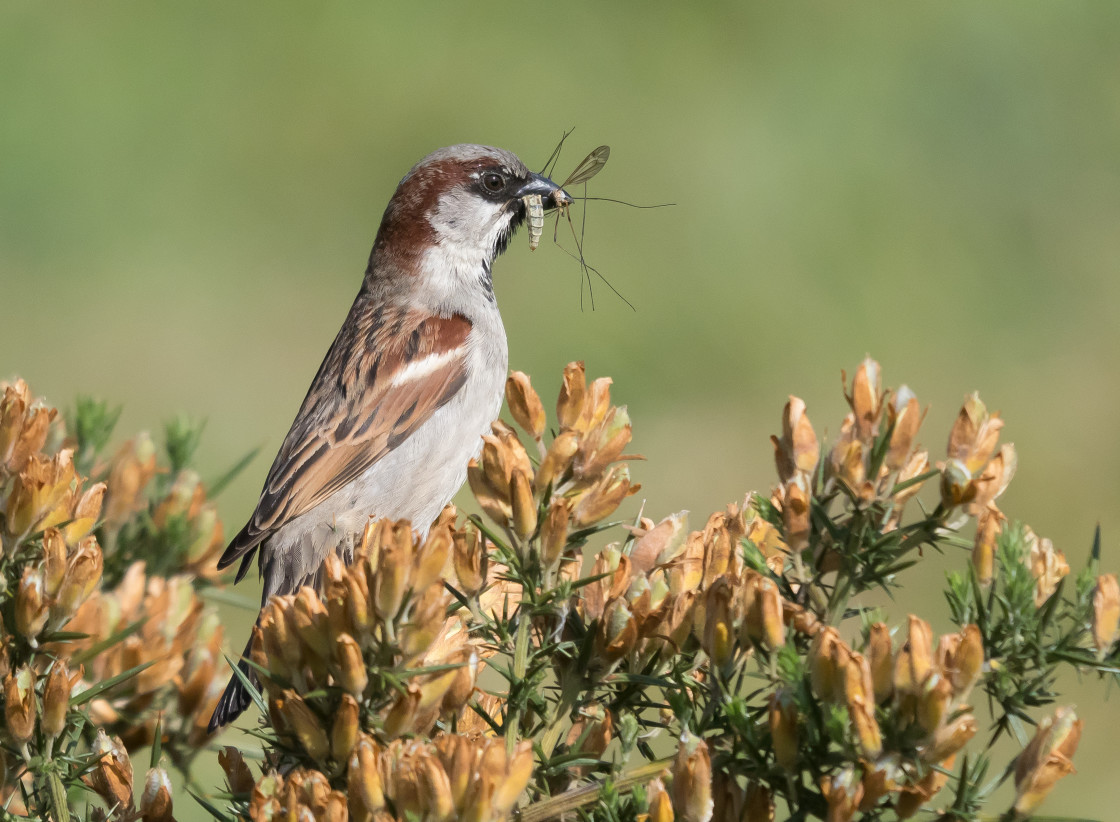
{"left": 218, "top": 297, "right": 472, "bottom": 577}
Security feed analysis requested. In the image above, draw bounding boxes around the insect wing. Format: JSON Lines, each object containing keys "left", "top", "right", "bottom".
{"left": 561, "top": 145, "right": 610, "bottom": 187}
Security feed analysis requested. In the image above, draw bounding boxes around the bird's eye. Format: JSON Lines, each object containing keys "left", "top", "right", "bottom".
{"left": 481, "top": 172, "right": 505, "bottom": 193}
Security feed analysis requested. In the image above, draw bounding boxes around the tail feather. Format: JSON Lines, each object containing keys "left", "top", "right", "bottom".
{"left": 208, "top": 636, "right": 259, "bottom": 734}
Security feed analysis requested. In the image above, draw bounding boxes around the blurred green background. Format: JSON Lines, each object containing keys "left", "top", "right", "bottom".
{"left": 4, "top": 2, "right": 1120, "bottom": 817}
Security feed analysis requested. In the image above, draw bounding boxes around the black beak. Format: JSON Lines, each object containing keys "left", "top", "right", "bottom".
{"left": 515, "top": 173, "right": 573, "bottom": 210}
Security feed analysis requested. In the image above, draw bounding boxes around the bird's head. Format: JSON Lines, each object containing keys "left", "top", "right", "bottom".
{"left": 369, "top": 145, "right": 572, "bottom": 296}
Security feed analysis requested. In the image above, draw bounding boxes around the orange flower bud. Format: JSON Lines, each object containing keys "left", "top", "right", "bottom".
{"left": 809, "top": 628, "right": 843, "bottom": 703}
{"left": 598, "top": 597, "right": 638, "bottom": 664}
{"left": 866, "top": 622, "right": 893, "bottom": 704}
{"left": 897, "top": 755, "right": 953, "bottom": 819}
{"left": 891, "top": 448, "right": 929, "bottom": 508}
{"left": 923, "top": 714, "right": 977, "bottom": 763}
{"left": 0, "top": 380, "right": 54, "bottom": 473}
{"left": 916, "top": 673, "right": 953, "bottom": 735}
{"left": 538, "top": 497, "right": 572, "bottom": 571}
{"left": 535, "top": 430, "right": 580, "bottom": 493}
{"left": 348, "top": 734, "right": 385, "bottom": 814}
{"left": 506, "top": 372, "right": 546, "bottom": 440}
{"left": 279, "top": 690, "right": 330, "bottom": 762}
{"left": 1012, "top": 706, "right": 1082, "bottom": 818}
{"left": 41, "top": 660, "right": 72, "bottom": 740}
{"left": 4, "top": 666, "right": 36, "bottom": 744}
{"left": 41, "top": 528, "right": 67, "bottom": 596}
{"left": 893, "top": 616, "right": 933, "bottom": 696}
{"left": 140, "top": 766, "right": 173, "bottom": 822}
{"left": 672, "top": 732, "right": 713, "bottom": 822}
{"left": 950, "top": 624, "right": 984, "bottom": 697}
{"left": 702, "top": 579, "right": 734, "bottom": 668}
{"left": 492, "top": 740, "right": 534, "bottom": 817}
{"left": 574, "top": 406, "right": 633, "bottom": 479}
{"left": 64, "top": 481, "right": 106, "bottom": 545}
{"left": 451, "top": 525, "right": 485, "bottom": 596}
{"left": 414, "top": 525, "right": 451, "bottom": 594}
{"left": 755, "top": 578, "right": 785, "bottom": 649}
{"left": 1092, "top": 573, "right": 1120, "bottom": 659}
{"left": 335, "top": 633, "right": 368, "bottom": 696}
{"left": 647, "top": 778, "right": 675, "bottom": 822}
{"left": 85, "top": 730, "right": 134, "bottom": 810}
{"left": 510, "top": 468, "right": 537, "bottom": 540}
{"left": 947, "top": 392, "right": 1002, "bottom": 473}
{"left": 572, "top": 464, "right": 637, "bottom": 527}
{"left": 885, "top": 386, "right": 922, "bottom": 471}
{"left": 15, "top": 566, "right": 49, "bottom": 641}
{"left": 821, "top": 765, "right": 863, "bottom": 822}
{"left": 291, "top": 587, "right": 333, "bottom": 660}
{"left": 332, "top": 694, "right": 361, "bottom": 762}
{"left": 772, "top": 396, "right": 818, "bottom": 483}
{"left": 383, "top": 683, "right": 422, "bottom": 739}
{"left": 972, "top": 506, "right": 1003, "bottom": 585}
{"left": 104, "top": 433, "right": 157, "bottom": 527}
{"left": 780, "top": 478, "right": 811, "bottom": 554}
{"left": 373, "top": 541, "right": 412, "bottom": 623}
{"left": 55, "top": 536, "right": 103, "bottom": 620}
{"left": 219, "top": 746, "right": 255, "bottom": 795}
{"left": 769, "top": 691, "right": 799, "bottom": 772}
{"left": 468, "top": 458, "right": 511, "bottom": 526}
{"left": 848, "top": 358, "right": 882, "bottom": 442}
{"left": 557, "top": 361, "right": 587, "bottom": 430}
{"left": 579, "top": 376, "right": 614, "bottom": 432}
{"left": 1026, "top": 527, "right": 1068, "bottom": 607}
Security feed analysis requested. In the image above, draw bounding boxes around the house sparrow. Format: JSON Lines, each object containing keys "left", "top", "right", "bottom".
{"left": 208, "top": 144, "right": 573, "bottom": 731}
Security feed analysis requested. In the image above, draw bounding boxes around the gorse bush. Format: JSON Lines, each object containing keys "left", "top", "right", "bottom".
{"left": 0, "top": 359, "right": 1116, "bottom": 821}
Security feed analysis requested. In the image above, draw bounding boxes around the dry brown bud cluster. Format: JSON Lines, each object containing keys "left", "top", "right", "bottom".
{"left": 233, "top": 732, "right": 533, "bottom": 822}
{"left": 471, "top": 363, "right": 639, "bottom": 554}
{"left": 249, "top": 517, "right": 482, "bottom": 766}
{"left": 0, "top": 378, "right": 230, "bottom": 818}
{"left": 2, "top": 358, "right": 1113, "bottom": 822}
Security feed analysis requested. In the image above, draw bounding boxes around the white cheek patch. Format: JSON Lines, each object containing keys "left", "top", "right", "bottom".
{"left": 390, "top": 349, "right": 461, "bottom": 387}
{"left": 429, "top": 191, "right": 511, "bottom": 252}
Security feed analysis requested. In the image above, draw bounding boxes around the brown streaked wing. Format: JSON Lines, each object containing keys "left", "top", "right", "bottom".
{"left": 217, "top": 303, "right": 471, "bottom": 574}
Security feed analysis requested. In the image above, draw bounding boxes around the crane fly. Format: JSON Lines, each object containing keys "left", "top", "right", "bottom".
{"left": 524, "top": 144, "right": 609, "bottom": 253}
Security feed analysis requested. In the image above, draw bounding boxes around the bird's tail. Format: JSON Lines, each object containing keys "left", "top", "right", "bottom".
{"left": 208, "top": 635, "right": 258, "bottom": 734}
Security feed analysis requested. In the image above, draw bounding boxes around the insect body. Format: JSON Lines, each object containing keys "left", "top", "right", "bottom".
{"left": 524, "top": 193, "right": 545, "bottom": 251}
